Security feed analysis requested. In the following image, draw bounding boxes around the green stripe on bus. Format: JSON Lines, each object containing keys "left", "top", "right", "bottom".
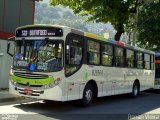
{"left": 84, "top": 33, "right": 107, "bottom": 41}
{"left": 97, "top": 36, "right": 107, "bottom": 41}
{"left": 11, "top": 75, "right": 54, "bottom": 86}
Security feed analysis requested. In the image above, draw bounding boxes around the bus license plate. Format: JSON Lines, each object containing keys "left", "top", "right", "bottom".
{"left": 24, "top": 89, "right": 33, "bottom": 94}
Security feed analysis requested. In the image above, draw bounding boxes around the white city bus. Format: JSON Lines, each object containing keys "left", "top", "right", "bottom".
{"left": 8, "top": 25, "right": 155, "bottom": 106}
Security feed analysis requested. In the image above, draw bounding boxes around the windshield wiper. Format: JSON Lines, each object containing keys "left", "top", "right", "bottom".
{"left": 35, "top": 38, "right": 49, "bottom": 51}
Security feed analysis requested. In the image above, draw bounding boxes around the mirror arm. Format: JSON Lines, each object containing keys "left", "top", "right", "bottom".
{"left": 7, "top": 51, "right": 13, "bottom": 57}
{"left": 7, "top": 36, "right": 15, "bottom": 57}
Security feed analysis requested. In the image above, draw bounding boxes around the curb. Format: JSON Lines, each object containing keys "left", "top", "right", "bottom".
{"left": 0, "top": 90, "right": 26, "bottom": 103}
{"left": 0, "top": 96, "right": 26, "bottom": 103}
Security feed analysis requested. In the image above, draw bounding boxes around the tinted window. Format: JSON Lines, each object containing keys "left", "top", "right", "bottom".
{"left": 102, "top": 44, "right": 113, "bottom": 66}
{"left": 144, "top": 54, "right": 150, "bottom": 69}
{"left": 115, "top": 47, "right": 124, "bottom": 67}
{"left": 136, "top": 52, "right": 143, "bottom": 69}
{"left": 87, "top": 40, "right": 100, "bottom": 65}
{"left": 65, "top": 34, "right": 83, "bottom": 76}
{"left": 151, "top": 55, "right": 154, "bottom": 70}
{"left": 126, "top": 49, "right": 134, "bottom": 68}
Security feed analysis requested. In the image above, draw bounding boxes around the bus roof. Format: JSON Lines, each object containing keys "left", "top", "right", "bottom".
{"left": 16, "top": 24, "right": 66, "bottom": 30}
{"left": 16, "top": 24, "right": 154, "bottom": 55}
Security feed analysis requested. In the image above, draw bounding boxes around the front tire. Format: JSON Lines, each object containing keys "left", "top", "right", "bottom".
{"left": 81, "top": 84, "right": 93, "bottom": 107}
{"left": 132, "top": 82, "right": 140, "bottom": 97}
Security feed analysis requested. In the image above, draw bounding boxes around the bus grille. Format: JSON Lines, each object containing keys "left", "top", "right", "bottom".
{"left": 14, "top": 72, "right": 49, "bottom": 79}
{"left": 16, "top": 87, "right": 43, "bottom": 96}
{"left": 17, "top": 83, "right": 43, "bottom": 87}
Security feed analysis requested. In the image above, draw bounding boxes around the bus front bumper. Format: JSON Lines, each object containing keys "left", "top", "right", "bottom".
{"left": 9, "top": 81, "right": 64, "bottom": 101}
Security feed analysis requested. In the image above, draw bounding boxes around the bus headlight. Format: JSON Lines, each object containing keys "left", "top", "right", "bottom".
{"left": 54, "top": 77, "right": 61, "bottom": 85}
{"left": 49, "top": 83, "right": 54, "bottom": 88}
{"left": 13, "top": 81, "right": 17, "bottom": 85}
{"left": 11, "top": 79, "right": 16, "bottom": 85}
{"left": 54, "top": 80, "right": 59, "bottom": 85}
{"left": 10, "top": 69, "right": 13, "bottom": 76}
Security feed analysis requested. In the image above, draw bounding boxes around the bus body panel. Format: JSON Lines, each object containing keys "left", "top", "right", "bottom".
{"left": 65, "top": 65, "right": 155, "bottom": 101}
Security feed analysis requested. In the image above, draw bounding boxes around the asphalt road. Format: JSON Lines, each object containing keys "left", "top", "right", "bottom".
{"left": 0, "top": 90, "right": 160, "bottom": 120}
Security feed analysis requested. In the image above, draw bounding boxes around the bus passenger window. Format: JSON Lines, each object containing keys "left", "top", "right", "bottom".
{"left": 126, "top": 49, "right": 134, "bottom": 68}
{"left": 144, "top": 54, "right": 150, "bottom": 69}
{"left": 136, "top": 52, "right": 143, "bottom": 69}
{"left": 115, "top": 47, "right": 124, "bottom": 67}
{"left": 87, "top": 40, "right": 100, "bottom": 65}
{"left": 151, "top": 55, "right": 154, "bottom": 70}
{"left": 102, "top": 44, "right": 113, "bottom": 66}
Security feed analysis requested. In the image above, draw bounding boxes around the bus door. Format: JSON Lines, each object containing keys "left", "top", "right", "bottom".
{"left": 155, "top": 55, "right": 160, "bottom": 89}
{"left": 65, "top": 33, "right": 84, "bottom": 100}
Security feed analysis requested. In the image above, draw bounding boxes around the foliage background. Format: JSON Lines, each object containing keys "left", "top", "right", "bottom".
{"left": 35, "top": 2, "right": 116, "bottom": 39}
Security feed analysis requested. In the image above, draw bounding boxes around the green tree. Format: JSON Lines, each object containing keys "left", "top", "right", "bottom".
{"left": 35, "top": 2, "right": 115, "bottom": 37}
{"left": 50, "top": 0, "right": 140, "bottom": 41}
{"left": 137, "top": 0, "right": 160, "bottom": 51}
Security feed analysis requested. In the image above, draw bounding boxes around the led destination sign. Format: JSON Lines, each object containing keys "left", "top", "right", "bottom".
{"left": 16, "top": 27, "right": 63, "bottom": 37}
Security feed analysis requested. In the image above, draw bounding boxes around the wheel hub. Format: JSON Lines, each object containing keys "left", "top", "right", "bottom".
{"left": 85, "top": 89, "right": 92, "bottom": 102}
{"left": 134, "top": 85, "right": 138, "bottom": 96}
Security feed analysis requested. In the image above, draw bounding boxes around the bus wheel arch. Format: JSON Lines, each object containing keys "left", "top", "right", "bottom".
{"left": 81, "top": 80, "right": 98, "bottom": 106}
{"left": 132, "top": 79, "right": 140, "bottom": 97}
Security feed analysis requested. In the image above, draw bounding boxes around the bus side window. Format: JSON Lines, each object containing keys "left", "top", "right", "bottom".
{"left": 126, "top": 49, "right": 134, "bottom": 68}
{"left": 115, "top": 47, "right": 124, "bottom": 67}
{"left": 136, "top": 52, "right": 143, "bottom": 69}
{"left": 151, "top": 55, "right": 154, "bottom": 70}
{"left": 102, "top": 44, "right": 113, "bottom": 66}
{"left": 87, "top": 40, "right": 100, "bottom": 65}
{"left": 144, "top": 54, "right": 150, "bottom": 69}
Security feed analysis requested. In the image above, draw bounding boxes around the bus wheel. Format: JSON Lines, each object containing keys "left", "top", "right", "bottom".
{"left": 81, "top": 84, "right": 93, "bottom": 107}
{"left": 132, "top": 81, "right": 140, "bottom": 97}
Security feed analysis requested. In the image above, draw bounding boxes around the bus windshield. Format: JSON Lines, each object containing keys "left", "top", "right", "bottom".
{"left": 13, "top": 39, "right": 63, "bottom": 72}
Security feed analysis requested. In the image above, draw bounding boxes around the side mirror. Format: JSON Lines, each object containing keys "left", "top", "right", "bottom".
{"left": 7, "top": 36, "right": 15, "bottom": 57}
{"left": 7, "top": 42, "right": 13, "bottom": 57}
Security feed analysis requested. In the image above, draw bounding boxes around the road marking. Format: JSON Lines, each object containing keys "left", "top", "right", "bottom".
{"left": 0, "top": 100, "right": 43, "bottom": 114}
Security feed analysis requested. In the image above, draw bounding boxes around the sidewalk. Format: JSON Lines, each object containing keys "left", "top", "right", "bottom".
{"left": 0, "top": 89, "right": 25, "bottom": 103}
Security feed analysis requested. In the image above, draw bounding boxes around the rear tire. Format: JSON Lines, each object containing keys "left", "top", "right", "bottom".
{"left": 132, "top": 82, "right": 140, "bottom": 98}
{"left": 81, "top": 84, "right": 93, "bottom": 107}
